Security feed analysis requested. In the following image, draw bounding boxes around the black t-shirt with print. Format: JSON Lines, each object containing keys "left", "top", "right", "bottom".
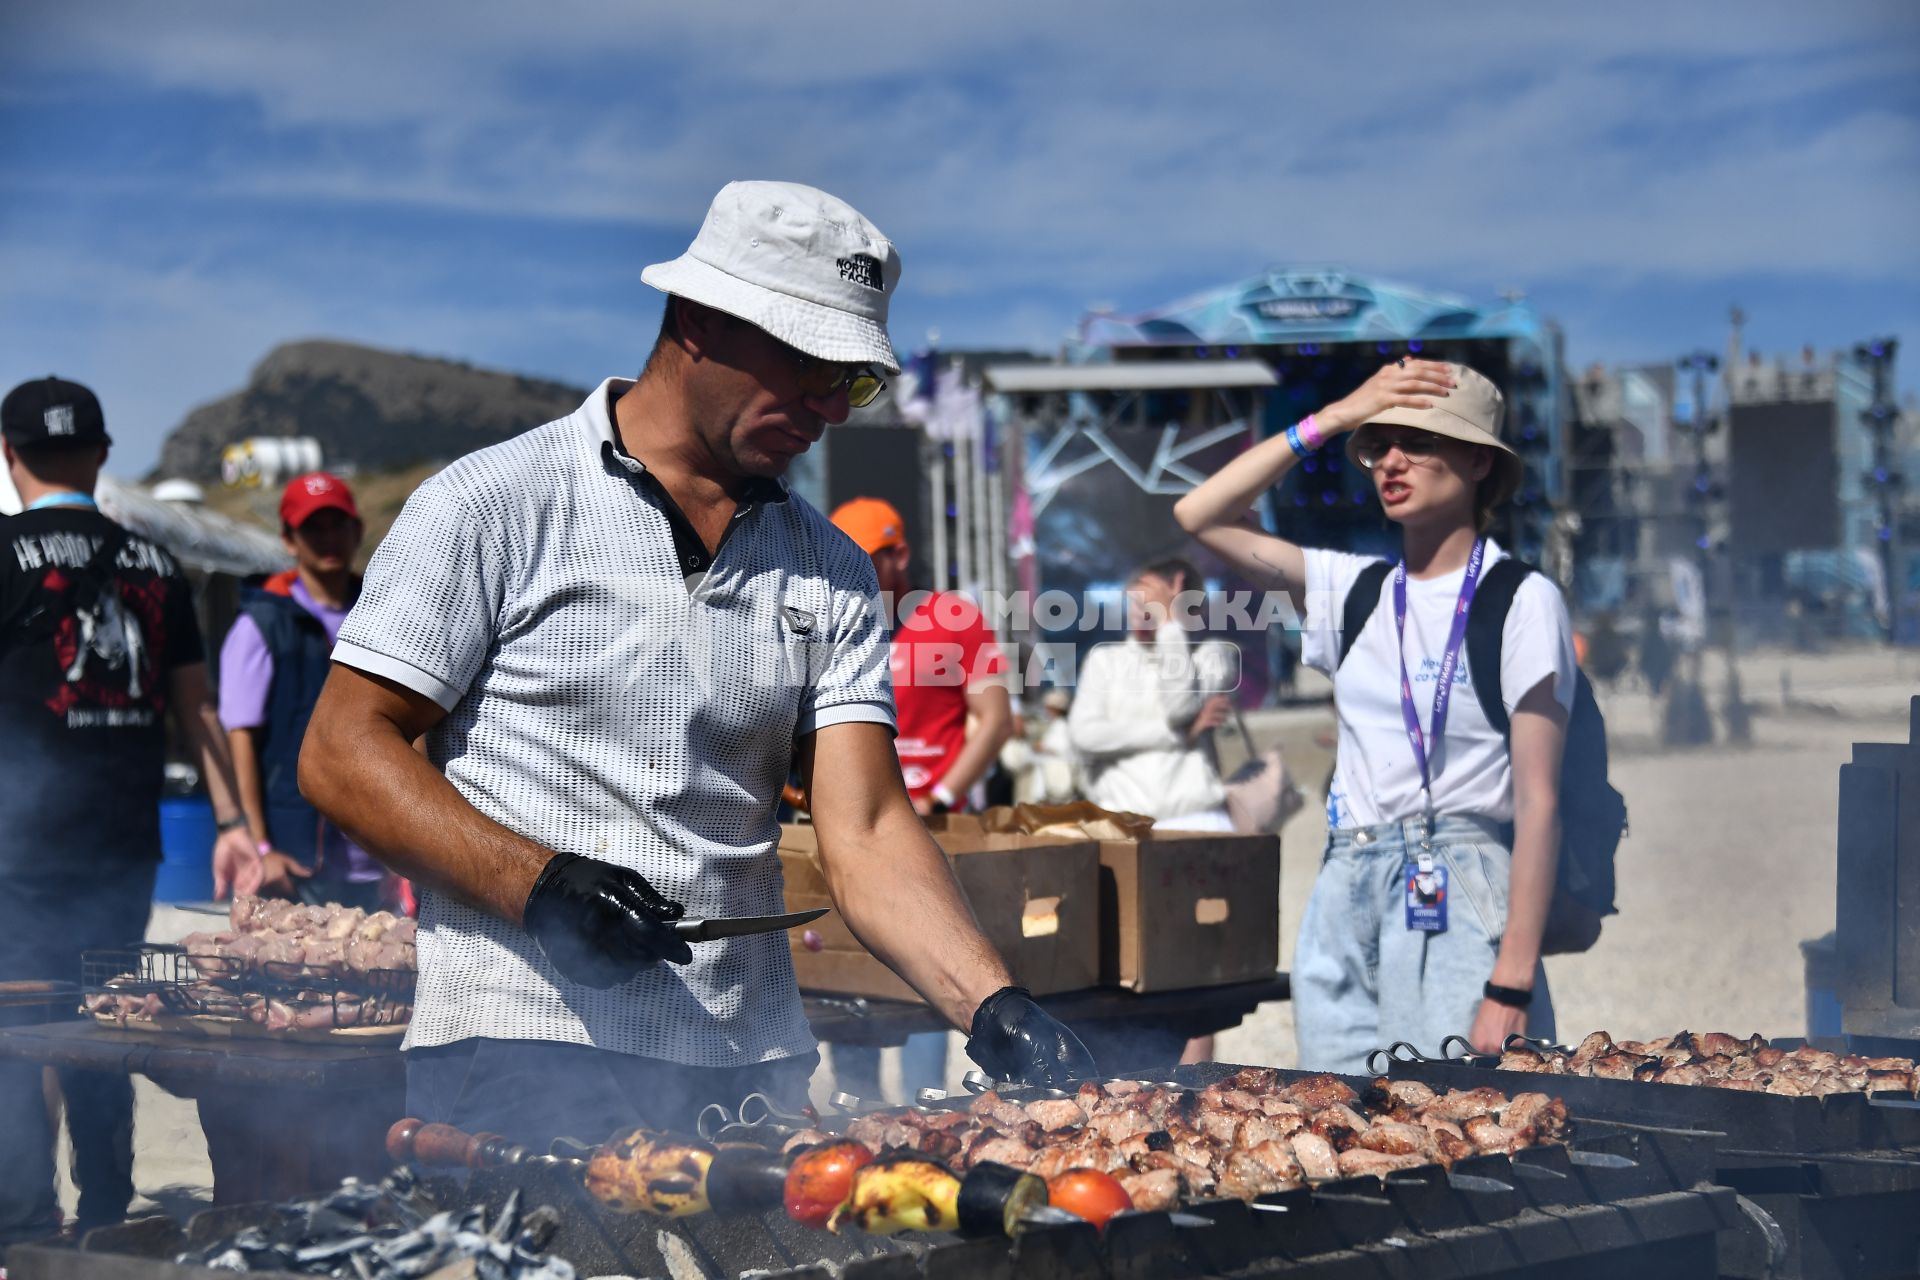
{"left": 0, "top": 506, "right": 205, "bottom": 872}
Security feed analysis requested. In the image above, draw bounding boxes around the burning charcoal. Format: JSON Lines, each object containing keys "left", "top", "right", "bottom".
{"left": 517, "top": 1206, "right": 561, "bottom": 1254}
{"left": 301, "top": 1206, "right": 365, "bottom": 1241}
{"left": 184, "top": 1174, "right": 573, "bottom": 1279}
{"left": 655, "top": 1230, "right": 712, "bottom": 1280}
{"left": 294, "top": 1236, "right": 378, "bottom": 1265}
{"left": 489, "top": 1189, "right": 523, "bottom": 1242}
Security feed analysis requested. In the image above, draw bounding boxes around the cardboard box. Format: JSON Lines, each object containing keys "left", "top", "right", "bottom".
{"left": 778, "top": 823, "right": 1099, "bottom": 1003}
{"left": 1096, "top": 830, "right": 1281, "bottom": 993}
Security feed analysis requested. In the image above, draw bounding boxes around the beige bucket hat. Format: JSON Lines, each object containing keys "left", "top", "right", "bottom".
{"left": 1344, "top": 362, "right": 1522, "bottom": 509}
{"left": 642, "top": 180, "right": 902, "bottom": 374}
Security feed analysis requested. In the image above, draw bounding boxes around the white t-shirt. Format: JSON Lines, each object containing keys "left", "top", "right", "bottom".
{"left": 1300, "top": 540, "right": 1576, "bottom": 829}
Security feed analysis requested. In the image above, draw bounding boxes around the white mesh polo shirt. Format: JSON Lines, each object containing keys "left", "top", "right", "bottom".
{"left": 332, "top": 378, "right": 894, "bottom": 1065}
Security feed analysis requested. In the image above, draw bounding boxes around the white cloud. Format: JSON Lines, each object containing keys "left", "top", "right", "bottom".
{"left": 1, "top": 0, "right": 1914, "bottom": 470}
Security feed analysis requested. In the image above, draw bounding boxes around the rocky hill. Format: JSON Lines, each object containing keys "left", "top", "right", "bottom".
{"left": 154, "top": 340, "right": 588, "bottom": 480}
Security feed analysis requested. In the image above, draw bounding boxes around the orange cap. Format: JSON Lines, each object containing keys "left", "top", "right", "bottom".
{"left": 830, "top": 496, "right": 906, "bottom": 554}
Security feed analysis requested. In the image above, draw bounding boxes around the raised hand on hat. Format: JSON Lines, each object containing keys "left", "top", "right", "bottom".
{"left": 1317, "top": 359, "right": 1457, "bottom": 434}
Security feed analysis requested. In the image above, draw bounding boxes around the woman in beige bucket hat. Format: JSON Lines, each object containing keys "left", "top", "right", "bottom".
{"left": 1175, "top": 359, "right": 1575, "bottom": 1072}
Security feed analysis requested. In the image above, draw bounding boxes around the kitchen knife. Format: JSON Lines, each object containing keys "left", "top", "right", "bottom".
{"left": 671, "top": 907, "right": 829, "bottom": 942}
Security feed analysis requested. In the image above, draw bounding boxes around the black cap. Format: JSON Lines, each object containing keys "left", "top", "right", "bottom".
{"left": 2, "top": 377, "right": 111, "bottom": 447}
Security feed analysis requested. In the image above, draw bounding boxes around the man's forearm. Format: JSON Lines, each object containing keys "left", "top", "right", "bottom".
{"left": 1493, "top": 807, "right": 1557, "bottom": 987}
{"left": 300, "top": 698, "right": 552, "bottom": 924}
{"left": 1172, "top": 431, "right": 1304, "bottom": 536}
{"left": 821, "top": 805, "right": 1012, "bottom": 1029}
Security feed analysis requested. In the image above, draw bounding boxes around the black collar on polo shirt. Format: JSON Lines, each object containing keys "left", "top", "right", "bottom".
{"left": 599, "top": 386, "right": 789, "bottom": 585}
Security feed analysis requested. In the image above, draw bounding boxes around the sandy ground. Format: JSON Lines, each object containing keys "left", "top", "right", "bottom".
{"left": 65, "top": 643, "right": 1919, "bottom": 1223}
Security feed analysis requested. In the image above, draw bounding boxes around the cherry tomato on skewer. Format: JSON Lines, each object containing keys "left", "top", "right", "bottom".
{"left": 1046, "top": 1168, "right": 1134, "bottom": 1230}
{"left": 784, "top": 1140, "right": 873, "bottom": 1228}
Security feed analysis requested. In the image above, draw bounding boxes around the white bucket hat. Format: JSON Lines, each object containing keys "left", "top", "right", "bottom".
{"left": 642, "top": 181, "right": 902, "bottom": 374}
{"left": 1344, "top": 362, "right": 1523, "bottom": 508}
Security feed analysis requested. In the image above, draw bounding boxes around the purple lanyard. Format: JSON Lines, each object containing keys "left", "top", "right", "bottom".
{"left": 1393, "top": 538, "right": 1486, "bottom": 805}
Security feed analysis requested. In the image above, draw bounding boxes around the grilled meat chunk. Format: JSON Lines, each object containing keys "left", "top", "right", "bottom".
{"left": 1025, "top": 1098, "right": 1088, "bottom": 1131}
{"left": 1279, "top": 1075, "right": 1360, "bottom": 1111}
{"left": 1308, "top": 1103, "right": 1372, "bottom": 1148}
{"left": 1567, "top": 1031, "right": 1615, "bottom": 1073}
{"left": 1336, "top": 1148, "right": 1427, "bottom": 1178}
{"left": 1422, "top": 1088, "right": 1504, "bottom": 1123}
{"left": 1379, "top": 1080, "right": 1438, "bottom": 1109}
{"left": 967, "top": 1090, "right": 1033, "bottom": 1130}
{"left": 1288, "top": 1132, "right": 1341, "bottom": 1182}
{"left": 1118, "top": 1168, "right": 1182, "bottom": 1212}
{"left": 965, "top": 1133, "right": 1038, "bottom": 1170}
{"left": 1501, "top": 1093, "right": 1569, "bottom": 1140}
{"left": 1086, "top": 1108, "right": 1154, "bottom": 1143}
{"left": 1218, "top": 1148, "right": 1296, "bottom": 1199}
{"left": 1462, "top": 1115, "right": 1530, "bottom": 1155}
{"left": 1497, "top": 1048, "right": 1555, "bottom": 1073}
{"left": 1356, "top": 1120, "right": 1430, "bottom": 1157}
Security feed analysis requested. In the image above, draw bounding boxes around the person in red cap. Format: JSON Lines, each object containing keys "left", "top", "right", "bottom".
{"left": 217, "top": 471, "right": 383, "bottom": 907}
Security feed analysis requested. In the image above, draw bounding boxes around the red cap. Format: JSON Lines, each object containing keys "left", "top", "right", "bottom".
{"left": 279, "top": 472, "right": 360, "bottom": 528}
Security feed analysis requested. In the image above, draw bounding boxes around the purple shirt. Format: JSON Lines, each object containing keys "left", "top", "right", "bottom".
{"left": 218, "top": 578, "right": 380, "bottom": 882}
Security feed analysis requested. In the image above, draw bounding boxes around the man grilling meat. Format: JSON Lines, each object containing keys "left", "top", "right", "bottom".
{"left": 300, "top": 181, "right": 1094, "bottom": 1145}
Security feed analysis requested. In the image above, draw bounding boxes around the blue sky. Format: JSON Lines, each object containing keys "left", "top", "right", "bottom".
{"left": 2, "top": 1, "right": 1915, "bottom": 476}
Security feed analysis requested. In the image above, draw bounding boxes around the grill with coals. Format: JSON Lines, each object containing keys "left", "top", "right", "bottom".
{"left": 17, "top": 1064, "right": 1738, "bottom": 1280}
{"left": 1379, "top": 1036, "right": 1920, "bottom": 1280}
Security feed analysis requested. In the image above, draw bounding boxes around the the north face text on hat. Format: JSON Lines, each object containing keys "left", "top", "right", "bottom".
{"left": 838, "top": 254, "right": 883, "bottom": 291}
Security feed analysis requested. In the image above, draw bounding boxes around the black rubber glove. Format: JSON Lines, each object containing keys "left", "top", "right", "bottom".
{"left": 965, "top": 985, "right": 1099, "bottom": 1086}
{"left": 522, "top": 852, "right": 694, "bottom": 988}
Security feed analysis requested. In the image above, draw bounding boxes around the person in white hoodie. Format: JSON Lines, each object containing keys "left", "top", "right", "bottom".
{"left": 1067, "top": 557, "right": 1237, "bottom": 830}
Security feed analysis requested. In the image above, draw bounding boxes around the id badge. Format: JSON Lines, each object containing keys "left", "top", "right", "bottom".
{"left": 1405, "top": 856, "right": 1448, "bottom": 933}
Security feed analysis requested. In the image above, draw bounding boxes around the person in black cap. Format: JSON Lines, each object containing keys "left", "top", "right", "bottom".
{"left": 0, "top": 377, "right": 262, "bottom": 1247}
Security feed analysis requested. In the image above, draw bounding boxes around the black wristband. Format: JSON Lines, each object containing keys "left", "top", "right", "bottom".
{"left": 215, "top": 814, "right": 249, "bottom": 833}
{"left": 1483, "top": 980, "right": 1533, "bottom": 1009}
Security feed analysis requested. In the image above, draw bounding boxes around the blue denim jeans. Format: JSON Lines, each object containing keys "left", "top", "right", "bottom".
{"left": 1293, "top": 814, "right": 1554, "bottom": 1074}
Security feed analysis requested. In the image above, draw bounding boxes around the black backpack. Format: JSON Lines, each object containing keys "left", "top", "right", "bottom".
{"left": 1338, "top": 557, "right": 1625, "bottom": 954}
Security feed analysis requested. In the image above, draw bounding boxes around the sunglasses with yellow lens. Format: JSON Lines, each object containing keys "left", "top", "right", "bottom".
{"left": 789, "top": 349, "right": 886, "bottom": 409}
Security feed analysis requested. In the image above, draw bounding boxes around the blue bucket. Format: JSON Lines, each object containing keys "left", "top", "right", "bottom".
{"left": 156, "top": 794, "right": 217, "bottom": 903}
{"left": 1800, "top": 933, "right": 1843, "bottom": 1039}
